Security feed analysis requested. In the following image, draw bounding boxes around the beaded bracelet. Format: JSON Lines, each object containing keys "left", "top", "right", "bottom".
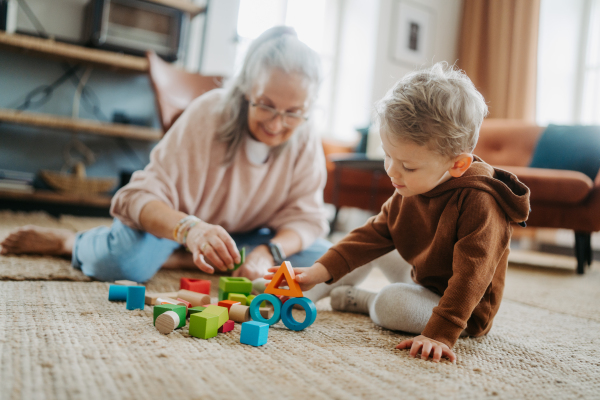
{"left": 173, "top": 215, "right": 201, "bottom": 245}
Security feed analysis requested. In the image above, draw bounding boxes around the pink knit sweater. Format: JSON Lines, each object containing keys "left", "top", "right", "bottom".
{"left": 110, "top": 89, "right": 329, "bottom": 248}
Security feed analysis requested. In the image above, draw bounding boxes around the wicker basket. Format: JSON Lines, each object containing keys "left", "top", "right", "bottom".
{"left": 40, "top": 162, "right": 117, "bottom": 195}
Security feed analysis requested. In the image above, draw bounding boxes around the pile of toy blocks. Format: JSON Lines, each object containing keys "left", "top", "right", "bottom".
{"left": 107, "top": 261, "right": 317, "bottom": 346}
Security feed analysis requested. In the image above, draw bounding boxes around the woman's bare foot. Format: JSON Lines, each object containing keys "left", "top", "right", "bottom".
{"left": 0, "top": 225, "right": 75, "bottom": 256}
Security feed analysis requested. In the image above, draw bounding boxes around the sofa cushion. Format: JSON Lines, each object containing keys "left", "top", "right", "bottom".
{"left": 498, "top": 166, "right": 593, "bottom": 204}
{"left": 529, "top": 124, "right": 600, "bottom": 180}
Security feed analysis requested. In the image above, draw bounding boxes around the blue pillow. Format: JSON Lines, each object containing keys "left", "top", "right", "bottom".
{"left": 529, "top": 124, "right": 600, "bottom": 180}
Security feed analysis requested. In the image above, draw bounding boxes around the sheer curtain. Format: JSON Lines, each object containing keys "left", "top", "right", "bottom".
{"left": 537, "top": 0, "right": 600, "bottom": 126}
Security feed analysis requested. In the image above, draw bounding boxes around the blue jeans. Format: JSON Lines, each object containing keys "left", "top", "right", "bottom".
{"left": 72, "top": 218, "right": 332, "bottom": 282}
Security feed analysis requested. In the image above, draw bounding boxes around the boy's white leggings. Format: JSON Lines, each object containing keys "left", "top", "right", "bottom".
{"left": 304, "top": 251, "right": 444, "bottom": 335}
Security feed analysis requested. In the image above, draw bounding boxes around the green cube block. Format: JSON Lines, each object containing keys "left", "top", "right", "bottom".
{"left": 219, "top": 277, "right": 252, "bottom": 294}
{"left": 188, "top": 306, "right": 206, "bottom": 316}
{"left": 154, "top": 304, "right": 186, "bottom": 329}
{"left": 218, "top": 288, "right": 230, "bottom": 302}
{"left": 189, "top": 313, "right": 219, "bottom": 339}
{"left": 246, "top": 294, "right": 256, "bottom": 305}
{"left": 202, "top": 305, "right": 228, "bottom": 327}
{"left": 232, "top": 247, "right": 246, "bottom": 271}
{"left": 228, "top": 293, "right": 247, "bottom": 305}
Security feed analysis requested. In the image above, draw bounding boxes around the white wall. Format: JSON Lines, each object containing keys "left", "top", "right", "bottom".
{"left": 370, "top": 0, "right": 463, "bottom": 104}
{"left": 365, "top": 0, "right": 463, "bottom": 157}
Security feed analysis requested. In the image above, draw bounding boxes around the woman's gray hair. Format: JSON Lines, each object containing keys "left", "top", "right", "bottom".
{"left": 376, "top": 62, "right": 488, "bottom": 158}
{"left": 216, "top": 26, "right": 322, "bottom": 164}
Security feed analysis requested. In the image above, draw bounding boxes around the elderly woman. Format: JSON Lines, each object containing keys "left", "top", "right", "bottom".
{"left": 0, "top": 27, "right": 331, "bottom": 282}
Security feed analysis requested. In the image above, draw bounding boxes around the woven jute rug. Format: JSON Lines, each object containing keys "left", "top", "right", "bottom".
{"left": 1, "top": 211, "right": 600, "bottom": 399}
{"left": 1, "top": 281, "right": 599, "bottom": 400}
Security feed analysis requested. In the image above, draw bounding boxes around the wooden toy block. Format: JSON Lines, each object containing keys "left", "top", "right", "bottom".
{"left": 218, "top": 288, "right": 230, "bottom": 302}
{"left": 189, "top": 312, "right": 219, "bottom": 339}
{"left": 126, "top": 286, "right": 146, "bottom": 310}
{"left": 155, "top": 311, "right": 180, "bottom": 334}
{"left": 176, "top": 298, "right": 191, "bottom": 308}
{"left": 240, "top": 321, "right": 269, "bottom": 346}
{"left": 246, "top": 294, "right": 256, "bottom": 305}
{"left": 202, "top": 305, "right": 228, "bottom": 327}
{"left": 280, "top": 297, "right": 317, "bottom": 331}
{"left": 156, "top": 297, "right": 187, "bottom": 307}
{"left": 114, "top": 280, "right": 139, "bottom": 286}
{"left": 232, "top": 247, "right": 246, "bottom": 271}
{"left": 249, "top": 293, "right": 281, "bottom": 325}
{"left": 177, "top": 289, "right": 211, "bottom": 307}
{"left": 188, "top": 306, "right": 207, "bottom": 316}
{"left": 227, "top": 293, "right": 247, "bottom": 305}
{"left": 217, "top": 300, "right": 241, "bottom": 312}
{"left": 264, "top": 261, "right": 303, "bottom": 298}
{"left": 145, "top": 292, "right": 179, "bottom": 305}
{"left": 259, "top": 307, "right": 272, "bottom": 319}
{"left": 153, "top": 304, "right": 186, "bottom": 328}
{"left": 180, "top": 278, "right": 211, "bottom": 294}
{"left": 218, "top": 277, "right": 252, "bottom": 294}
{"left": 108, "top": 285, "right": 129, "bottom": 301}
{"left": 228, "top": 304, "right": 251, "bottom": 323}
{"left": 218, "top": 319, "right": 235, "bottom": 333}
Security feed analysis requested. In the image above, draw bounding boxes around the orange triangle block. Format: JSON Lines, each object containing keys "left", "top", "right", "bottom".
{"left": 264, "top": 261, "right": 303, "bottom": 298}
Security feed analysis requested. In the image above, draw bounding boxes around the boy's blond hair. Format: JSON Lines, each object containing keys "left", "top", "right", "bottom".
{"left": 376, "top": 62, "right": 488, "bottom": 157}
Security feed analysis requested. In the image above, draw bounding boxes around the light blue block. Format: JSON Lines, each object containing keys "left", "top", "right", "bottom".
{"left": 240, "top": 321, "right": 269, "bottom": 347}
{"left": 108, "top": 285, "right": 128, "bottom": 301}
{"left": 281, "top": 297, "right": 317, "bottom": 331}
{"left": 126, "top": 286, "right": 146, "bottom": 310}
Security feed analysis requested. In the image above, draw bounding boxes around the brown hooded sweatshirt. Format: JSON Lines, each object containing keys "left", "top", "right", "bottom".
{"left": 317, "top": 158, "right": 530, "bottom": 347}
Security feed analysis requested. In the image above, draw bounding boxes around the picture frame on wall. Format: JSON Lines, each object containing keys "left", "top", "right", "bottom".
{"left": 390, "top": 0, "right": 436, "bottom": 66}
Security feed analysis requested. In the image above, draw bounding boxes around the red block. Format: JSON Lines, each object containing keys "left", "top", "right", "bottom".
{"left": 180, "top": 278, "right": 211, "bottom": 294}
{"left": 218, "top": 320, "right": 235, "bottom": 333}
{"left": 176, "top": 298, "right": 191, "bottom": 308}
{"left": 218, "top": 300, "right": 241, "bottom": 312}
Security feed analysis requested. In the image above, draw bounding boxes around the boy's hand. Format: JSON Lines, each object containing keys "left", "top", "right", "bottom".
{"left": 396, "top": 335, "right": 457, "bottom": 363}
{"left": 264, "top": 262, "right": 332, "bottom": 291}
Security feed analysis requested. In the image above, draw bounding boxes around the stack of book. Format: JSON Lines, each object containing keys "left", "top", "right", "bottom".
{"left": 0, "top": 169, "right": 35, "bottom": 193}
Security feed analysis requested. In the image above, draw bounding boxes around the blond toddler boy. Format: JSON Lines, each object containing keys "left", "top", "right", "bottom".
{"left": 266, "top": 62, "right": 530, "bottom": 362}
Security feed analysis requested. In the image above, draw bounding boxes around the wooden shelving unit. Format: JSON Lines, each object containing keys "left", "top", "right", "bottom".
{"left": 0, "top": 32, "right": 149, "bottom": 72}
{"left": 0, "top": 189, "right": 112, "bottom": 208}
{"left": 147, "top": 0, "right": 206, "bottom": 15}
{"left": 0, "top": 109, "right": 162, "bottom": 141}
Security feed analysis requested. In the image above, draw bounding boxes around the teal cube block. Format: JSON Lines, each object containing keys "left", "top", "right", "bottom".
{"left": 240, "top": 321, "right": 269, "bottom": 347}
{"left": 154, "top": 304, "right": 187, "bottom": 328}
{"left": 219, "top": 277, "right": 252, "bottom": 294}
{"left": 190, "top": 312, "right": 219, "bottom": 339}
{"left": 126, "top": 286, "right": 146, "bottom": 310}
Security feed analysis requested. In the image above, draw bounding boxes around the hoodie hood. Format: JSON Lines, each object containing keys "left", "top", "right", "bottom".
{"left": 422, "top": 156, "right": 530, "bottom": 224}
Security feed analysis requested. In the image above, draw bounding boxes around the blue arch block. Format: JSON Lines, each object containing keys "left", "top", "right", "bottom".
{"left": 249, "top": 293, "right": 281, "bottom": 325}
{"left": 281, "top": 297, "right": 317, "bottom": 331}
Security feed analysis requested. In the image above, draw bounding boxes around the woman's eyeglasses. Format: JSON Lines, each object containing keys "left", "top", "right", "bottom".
{"left": 251, "top": 102, "right": 308, "bottom": 128}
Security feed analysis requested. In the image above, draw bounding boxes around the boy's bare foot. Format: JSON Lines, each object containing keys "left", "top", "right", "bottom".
{"left": 0, "top": 225, "right": 75, "bottom": 256}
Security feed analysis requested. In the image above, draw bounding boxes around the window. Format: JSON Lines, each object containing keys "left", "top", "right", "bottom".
{"left": 235, "top": 0, "right": 339, "bottom": 136}
{"left": 537, "top": 0, "right": 600, "bottom": 125}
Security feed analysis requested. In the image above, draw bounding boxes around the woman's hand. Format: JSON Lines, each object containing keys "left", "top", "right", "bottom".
{"left": 232, "top": 245, "right": 274, "bottom": 281}
{"left": 186, "top": 221, "right": 240, "bottom": 274}
{"left": 396, "top": 335, "right": 457, "bottom": 363}
{"left": 264, "top": 262, "right": 332, "bottom": 291}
